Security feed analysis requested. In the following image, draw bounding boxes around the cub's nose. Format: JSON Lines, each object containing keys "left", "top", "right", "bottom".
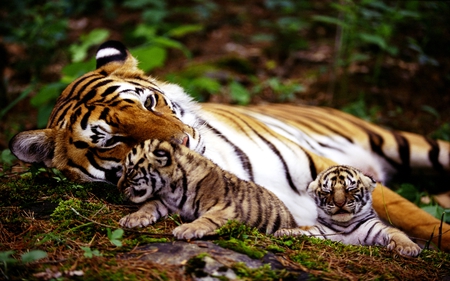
{"left": 334, "top": 197, "right": 347, "bottom": 208}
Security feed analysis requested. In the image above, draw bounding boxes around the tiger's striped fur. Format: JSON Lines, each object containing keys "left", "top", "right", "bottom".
{"left": 118, "top": 139, "right": 298, "bottom": 239}
{"left": 8, "top": 40, "right": 450, "bottom": 250}
{"left": 275, "top": 165, "right": 422, "bottom": 257}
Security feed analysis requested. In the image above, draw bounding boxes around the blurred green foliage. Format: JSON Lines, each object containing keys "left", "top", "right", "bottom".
{"left": 1, "top": 0, "right": 448, "bottom": 124}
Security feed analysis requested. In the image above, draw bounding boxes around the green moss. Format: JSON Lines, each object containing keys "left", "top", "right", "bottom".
{"left": 266, "top": 244, "right": 285, "bottom": 253}
{"left": 216, "top": 220, "right": 260, "bottom": 239}
{"left": 51, "top": 198, "right": 104, "bottom": 222}
{"left": 185, "top": 253, "right": 209, "bottom": 278}
{"left": 231, "top": 262, "right": 295, "bottom": 281}
{"left": 216, "top": 237, "right": 266, "bottom": 260}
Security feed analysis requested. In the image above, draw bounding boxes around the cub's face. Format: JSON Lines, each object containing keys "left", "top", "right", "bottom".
{"left": 307, "top": 165, "right": 376, "bottom": 222}
{"left": 9, "top": 41, "right": 198, "bottom": 184}
{"left": 118, "top": 139, "right": 176, "bottom": 203}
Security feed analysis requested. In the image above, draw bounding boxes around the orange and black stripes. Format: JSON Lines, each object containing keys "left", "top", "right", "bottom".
{"left": 119, "top": 139, "right": 298, "bottom": 235}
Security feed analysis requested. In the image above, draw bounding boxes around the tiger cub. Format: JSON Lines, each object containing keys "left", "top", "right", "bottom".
{"left": 118, "top": 139, "right": 297, "bottom": 240}
{"left": 275, "top": 165, "right": 422, "bottom": 257}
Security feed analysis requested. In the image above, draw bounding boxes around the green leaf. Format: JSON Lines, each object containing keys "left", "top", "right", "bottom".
{"left": 1, "top": 149, "right": 16, "bottom": 166}
{"left": 359, "top": 33, "right": 387, "bottom": 50}
{"left": 141, "top": 9, "right": 167, "bottom": 25}
{"left": 80, "top": 246, "right": 93, "bottom": 258}
{"left": 130, "top": 46, "right": 167, "bottom": 72}
{"left": 349, "top": 52, "right": 370, "bottom": 63}
{"left": 62, "top": 59, "right": 96, "bottom": 80}
{"left": 0, "top": 84, "right": 34, "bottom": 119}
{"left": 0, "top": 250, "right": 16, "bottom": 264}
{"left": 152, "top": 37, "right": 191, "bottom": 58}
{"left": 421, "top": 105, "right": 440, "bottom": 119}
{"left": 21, "top": 250, "right": 47, "bottom": 263}
{"left": 430, "top": 123, "right": 450, "bottom": 141}
{"left": 312, "top": 15, "right": 348, "bottom": 28}
{"left": 110, "top": 229, "right": 124, "bottom": 240}
{"left": 70, "top": 29, "right": 110, "bottom": 62}
{"left": 30, "top": 82, "right": 66, "bottom": 107}
{"left": 81, "top": 29, "right": 110, "bottom": 47}
{"left": 107, "top": 228, "right": 124, "bottom": 247}
{"left": 80, "top": 246, "right": 101, "bottom": 258}
{"left": 395, "top": 183, "right": 420, "bottom": 204}
{"left": 37, "top": 103, "right": 56, "bottom": 128}
{"left": 229, "top": 81, "right": 251, "bottom": 105}
{"left": 191, "top": 77, "right": 221, "bottom": 93}
{"left": 110, "top": 237, "right": 122, "bottom": 247}
{"left": 133, "top": 24, "right": 157, "bottom": 41}
{"left": 421, "top": 205, "right": 449, "bottom": 223}
{"left": 167, "top": 24, "right": 203, "bottom": 38}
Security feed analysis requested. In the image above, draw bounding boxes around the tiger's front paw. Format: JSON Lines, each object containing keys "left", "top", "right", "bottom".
{"left": 387, "top": 235, "right": 422, "bottom": 257}
{"left": 119, "top": 211, "right": 157, "bottom": 228}
{"left": 172, "top": 223, "right": 215, "bottom": 240}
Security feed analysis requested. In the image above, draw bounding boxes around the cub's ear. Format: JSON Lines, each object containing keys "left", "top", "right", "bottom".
{"left": 95, "top": 40, "right": 140, "bottom": 75}
{"left": 9, "top": 129, "right": 56, "bottom": 167}
{"left": 361, "top": 173, "right": 377, "bottom": 192}
{"left": 306, "top": 177, "right": 320, "bottom": 196}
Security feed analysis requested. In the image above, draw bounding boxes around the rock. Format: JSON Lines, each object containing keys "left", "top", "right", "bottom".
{"left": 120, "top": 241, "right": 308, "bottom": 280}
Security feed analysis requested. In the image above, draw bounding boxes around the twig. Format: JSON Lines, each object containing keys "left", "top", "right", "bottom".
{"left": 380, "top": 184, "right": 393, "bottom": 225}
{"left": 438, "top": 212, "right": 444, "bottom": 250}
{"left": 70, "top": 207, "right": 173, "bottom": 237}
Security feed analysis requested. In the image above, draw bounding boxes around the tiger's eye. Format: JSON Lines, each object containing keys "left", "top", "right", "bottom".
{"left": 144, "top": 95, "right": 156, "bottom": 110}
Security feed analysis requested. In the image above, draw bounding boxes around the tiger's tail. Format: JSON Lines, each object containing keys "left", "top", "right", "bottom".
{"left": 372, "top": 184, "right": 450, "bottom": 251}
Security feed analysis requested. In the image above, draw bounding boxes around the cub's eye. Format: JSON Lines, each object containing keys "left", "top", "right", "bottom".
{"left": 346, "top": 181, "right": 357, "bottom": 191}
{"left": 144, "top": 94, "right": 157, "bottom": 111}
{"left": 153, "top": 149, "right": 169, "bottom": 158}
{"left": 320, "top": 188, "right": 331, "bottom": 194}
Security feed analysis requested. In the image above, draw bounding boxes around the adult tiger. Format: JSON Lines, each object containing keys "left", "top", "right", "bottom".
{"left": 9, "top": 40, "right": 450, "bottom": 250}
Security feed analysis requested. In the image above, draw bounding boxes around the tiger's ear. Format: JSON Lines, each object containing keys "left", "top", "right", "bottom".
{"left": 9, "top": 129, "right": 56, "bottom": 167}
{"left": 95, "top": 40, "right": 140, "bottom": 75}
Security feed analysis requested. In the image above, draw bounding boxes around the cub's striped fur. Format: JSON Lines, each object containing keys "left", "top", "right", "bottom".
{"left": 275, "top": 165, "right": 422, "bottom": 257}
{"left": 118, "top": 139, "right": 297, "bottom": 239}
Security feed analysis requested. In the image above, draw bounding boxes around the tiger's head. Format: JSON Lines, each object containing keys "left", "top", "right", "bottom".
{"left": 9, "top": 41, "right": 203, "bottom": 184}
{"left": 307, "top": 165, "right": 377, "bottom": 223}
{"left": 118, "top": 139, "right": 181, "bottom": 203}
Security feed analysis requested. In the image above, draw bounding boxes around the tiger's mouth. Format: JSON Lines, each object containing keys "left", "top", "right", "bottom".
{"left": 335, "top": 209, "right": 351, "bottom": 215}
{"left": 330, "top": 208, "right": 353, "bottom": 222}
{"left": 131, "top": 187, "right": 147, "bottom": 198}
{"left": 182, "top": 135, "right": 189, "bottom": 146}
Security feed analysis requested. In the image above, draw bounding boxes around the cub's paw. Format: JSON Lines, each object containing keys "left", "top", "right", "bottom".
{"left": 119, "top": 211, "right": 157, "bottom": 228}
{"left": 173, "top": 223, "right": 215, "bottom": 240}
{"left": 274, "top": 226, "right": 311, "bottom": 237}
{"left": 387, "top": 235, "right": 422, "bottom": 257}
